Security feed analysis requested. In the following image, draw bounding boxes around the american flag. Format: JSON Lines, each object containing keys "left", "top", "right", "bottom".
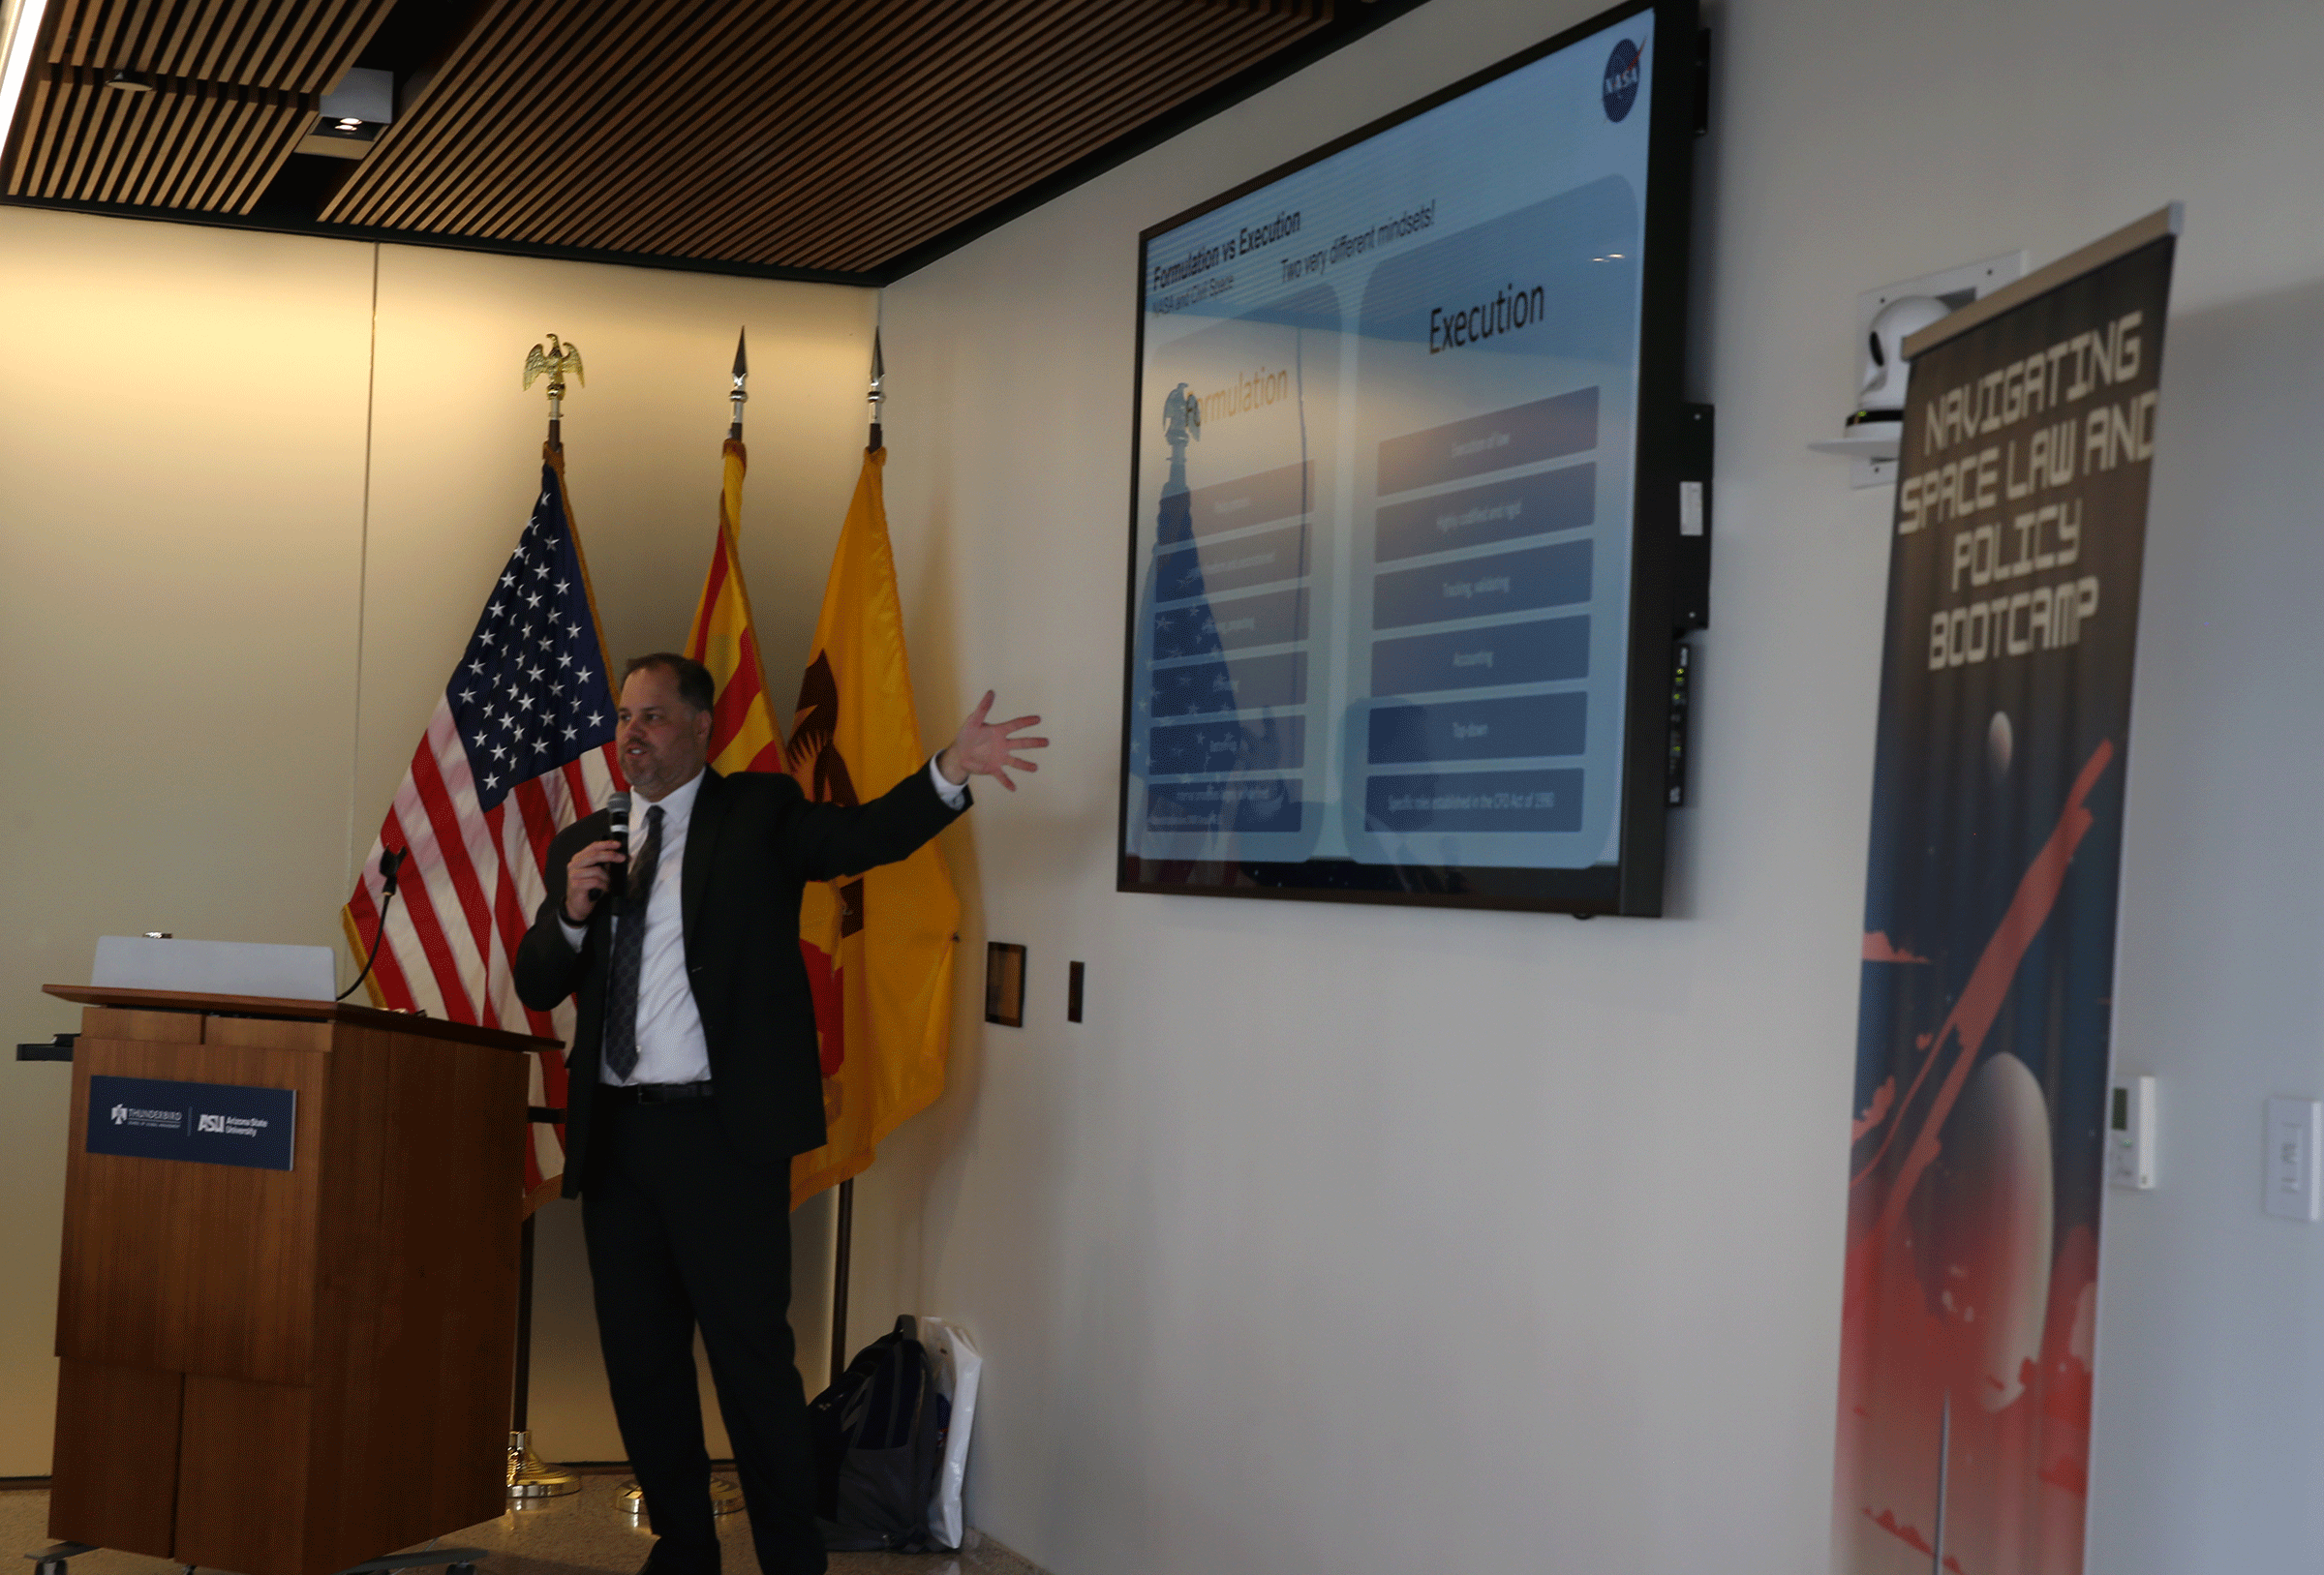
{"left": 342, "top": 450, "right": 622, "bottom": 1204}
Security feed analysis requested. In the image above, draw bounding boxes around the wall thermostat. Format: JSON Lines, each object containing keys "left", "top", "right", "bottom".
{"left": 2108, "top": 1075, "right": 2156, "bottom": 1190}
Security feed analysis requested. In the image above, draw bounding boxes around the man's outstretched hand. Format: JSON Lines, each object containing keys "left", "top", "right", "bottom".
{"left": 936, "top": 692, "right": 1048, "bottom": 792}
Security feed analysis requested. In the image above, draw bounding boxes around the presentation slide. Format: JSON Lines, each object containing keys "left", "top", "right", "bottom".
{"left": 1123, "top": 10, "right": 1658, "bottom": 877}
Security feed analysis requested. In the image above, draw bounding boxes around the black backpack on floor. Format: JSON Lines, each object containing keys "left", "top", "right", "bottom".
{"left": 809, "top": 1315, "right": 947, "bottom": 1552}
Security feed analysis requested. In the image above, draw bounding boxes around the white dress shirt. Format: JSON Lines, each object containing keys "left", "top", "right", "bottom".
{"left": 561, "top": 759, "right": 966, "bottom": 1086}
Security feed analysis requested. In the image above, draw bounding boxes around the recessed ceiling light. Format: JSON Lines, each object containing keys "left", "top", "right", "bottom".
{"left": 105, "top": 68, "right": 154, "bottom": 93}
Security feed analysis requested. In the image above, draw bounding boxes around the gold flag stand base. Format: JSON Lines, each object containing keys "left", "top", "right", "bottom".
{"left": 618, "top": 1478, "right": 743, "bottom": 1516}
{"left": 506, "top": 1431, "right": 582, "bottom": 1498}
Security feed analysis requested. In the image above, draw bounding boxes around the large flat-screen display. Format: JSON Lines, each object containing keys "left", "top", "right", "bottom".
{"left": 1118, "top": 0, "right": 1700, "bottom": 915}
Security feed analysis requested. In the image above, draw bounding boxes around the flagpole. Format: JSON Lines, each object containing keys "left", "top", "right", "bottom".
{"left": 830, "top": 1178, "right": 856, "bottom": 1386}
{"left": 507, "top": 335, "right": 586, "bottom": 1501}
{"left": 614, "top": 336, "right": 762, "bottom": 1521}
{"left": 823, "top": 332, "right": 887, "bottom": 1389}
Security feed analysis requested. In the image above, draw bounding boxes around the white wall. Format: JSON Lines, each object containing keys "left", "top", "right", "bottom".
{"left": 852, "top": 1, "right": 2324, "bottom": 1571}
{"left": 0, "top": 214, "right": 374, "bottom": 1475}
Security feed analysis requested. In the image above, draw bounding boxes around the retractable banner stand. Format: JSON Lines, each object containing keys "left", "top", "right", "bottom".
{"left": 1835, "top": 207, "right": 2179, "bottom": 1575}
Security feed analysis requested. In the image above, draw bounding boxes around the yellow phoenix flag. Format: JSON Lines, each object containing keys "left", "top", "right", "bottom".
{"left": 684, "top": 438, "right": 786, "bottom": 774}
{"left": 785, "top": 445, "right": 961, "bottom": 1206}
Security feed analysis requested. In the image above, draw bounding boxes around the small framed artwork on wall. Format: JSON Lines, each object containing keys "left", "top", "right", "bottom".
{"left": 985, "top": 942, "right": 1026, "bottom": 1027}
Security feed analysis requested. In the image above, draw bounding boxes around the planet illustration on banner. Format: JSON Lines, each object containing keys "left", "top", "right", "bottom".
{"left": 1929, "top": 1051, "right": 2054, "bottom": 1410}
{"left": 1988, "top": 710, "right": 2014, "bottom": 778}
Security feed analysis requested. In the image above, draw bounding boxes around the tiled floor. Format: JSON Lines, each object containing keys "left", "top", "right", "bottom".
{"left": 0, "top": 1476, "right": 1042, "bottom": 1575}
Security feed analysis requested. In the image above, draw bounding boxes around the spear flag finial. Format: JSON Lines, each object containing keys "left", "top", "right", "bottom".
{"left": 868, "top": 328, "right": 885, "bottom": 450}
{"left": 728, "top": 327, "right": 749, "bottom": 440}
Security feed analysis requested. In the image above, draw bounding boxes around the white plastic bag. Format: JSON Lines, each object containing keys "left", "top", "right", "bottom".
{"left": 917, "top": 1316, "right": 983, "bottom": 1551}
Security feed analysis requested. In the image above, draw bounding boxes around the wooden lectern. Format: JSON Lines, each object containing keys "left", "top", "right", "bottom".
{"left": 41, "top": 984, "right": 550, "bottom": 1575}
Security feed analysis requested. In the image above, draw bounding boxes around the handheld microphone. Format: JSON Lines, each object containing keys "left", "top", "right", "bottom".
{"left": 379, "top": 846, "right": 409, "bottom": 897}
{"left": 599, "top": 792, "right": 632, "bottom": 909}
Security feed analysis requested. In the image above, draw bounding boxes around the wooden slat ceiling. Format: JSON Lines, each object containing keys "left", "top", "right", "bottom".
{"left": 322, "top": 0, "right": 1330, "bottom": 274}
{"left": 5, "top": 0, "right": 1363, "bottom": 278}
{"left": 12, "top": 65, "right": 310, "bottom": 209}
{"left": 41, "top": 0, "right": 396, "bottom": 90}
{"left": 6, "top": 0, "right": 399, "bottom": 210}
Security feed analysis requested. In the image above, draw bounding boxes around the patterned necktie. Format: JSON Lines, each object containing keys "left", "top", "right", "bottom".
{"left": 599, "top": 803, "right": 665, "bottom": 1084}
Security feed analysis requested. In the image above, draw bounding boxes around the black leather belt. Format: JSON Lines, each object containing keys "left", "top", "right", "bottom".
{"left": 599, "top": 1080, "right": 715, "bottom": 1104}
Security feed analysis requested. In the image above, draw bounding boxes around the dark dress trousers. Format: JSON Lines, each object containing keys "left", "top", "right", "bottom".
{"left": 514, "top": 764, "right": 965, "bottom": 1575}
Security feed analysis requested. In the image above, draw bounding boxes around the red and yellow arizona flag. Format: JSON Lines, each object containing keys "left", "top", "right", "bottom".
{"left": 684, "top": 437, "right": 786, "bottom": 773}
{"left": 785, "top": 444, "right": 961, "bottom": 1206}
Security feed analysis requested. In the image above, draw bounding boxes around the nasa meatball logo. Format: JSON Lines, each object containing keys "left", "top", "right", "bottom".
{"left": 1602, "top": 38, "right": 1641, "bottom": 121}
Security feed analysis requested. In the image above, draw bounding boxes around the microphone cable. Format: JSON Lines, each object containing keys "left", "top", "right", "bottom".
{"left": 337, "top": 846, "right": 411, "bottom": 1003}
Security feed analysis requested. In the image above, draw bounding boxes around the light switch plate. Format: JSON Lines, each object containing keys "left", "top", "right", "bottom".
{"left": 2264, "top": 1098, "right": 2322, "bottom": 1222}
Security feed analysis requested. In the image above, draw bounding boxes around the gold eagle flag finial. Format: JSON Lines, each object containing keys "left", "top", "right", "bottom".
{"left": 523, "top": 333, "right": 585, "bottom": 395}
{"left": 526, "top": 334, "right": 584, "bottom": 448}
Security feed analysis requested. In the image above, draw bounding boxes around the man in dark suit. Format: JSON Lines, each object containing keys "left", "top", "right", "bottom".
{"left": 514, "top": 652, "right": 1043, "bottom": 1575}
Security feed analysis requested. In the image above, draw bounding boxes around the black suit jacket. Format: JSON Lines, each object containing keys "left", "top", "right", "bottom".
{"left": 514, "top": 763, "right": 967, "bottom": 1198}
